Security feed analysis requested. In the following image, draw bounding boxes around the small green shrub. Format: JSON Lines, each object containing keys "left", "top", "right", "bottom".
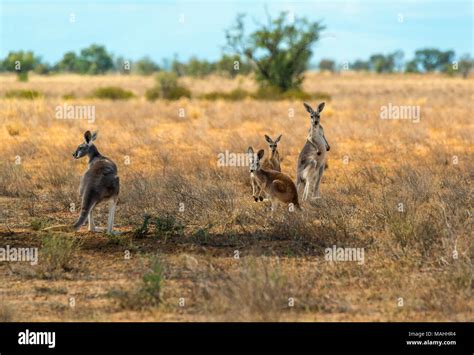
{"left": 165, "top": 86, "right": 191, "bottom": 100}
{"left": 192, "top": 224, "right": 212, "bottom": 243}
{"left": 146, "top": 72, "right": 191, "bottom": 101}
{"left": 132, "top": 214, "right": 151, "bottom": 238}
{"left": 141, "top": 257, "right": 164, "bottom": 305}
{"left": 201, "top": 88, "right": 250, "bottom": 101}
{"left": 108, "top": 256, "right": 165, "bottom": 309}
{"left": 41, "top": 233, "right": 79, "bottom": 274}
{"left": 200, "top": 87, "right": 331, "bottom": 101}
{"left": 17, "top": 72, "right": 29, "bottom": 82}
{"left": 62, "top": 92, "right": 76, "bottom": 100}
{"left": 91, "top": 86, "right": 134, "bottom": 100}
{"left": 5, "top": 89, "right": 42, "bottom": 99}
{"left": 144, "top": 87, "right": 161, "bottom": 101}
{"left": 153, "top": 215, "right": 184, "bottom": 239}
{"left": 253, "top": 86, "right": 331, "bottom": 101}
{"left": 30, "top": 217, "right": 51, "bottom": 231}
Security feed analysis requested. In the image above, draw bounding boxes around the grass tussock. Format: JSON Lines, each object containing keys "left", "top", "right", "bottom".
{"left": 5, "top": 89, "right": 42, "bottom": 99}
{"left": 91, "top": 86, "right": 135, "bottom": 100}
{"left": 201, "top": 86, "right": 332, "bottom": 101}
{"left": 39, "top": 233, "right": 81, "bottom": 278}
{"left": 191, "top": 257, "right": 319, "bottom": 321}
{"left": 108, "top": 256, "right": 165, "bottom": 310}
{"left": 145, "top": 72, "right": 191, "bottom": 101}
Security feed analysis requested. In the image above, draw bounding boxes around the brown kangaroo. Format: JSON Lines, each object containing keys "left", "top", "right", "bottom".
{"left": 248, "top": 147, "right": 300, "bottom": 213}
{"left": 261, "top": 134, "right": 282, "bottom": 172}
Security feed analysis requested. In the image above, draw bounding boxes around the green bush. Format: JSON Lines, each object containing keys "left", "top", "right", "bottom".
{"left": 201, "top": 88, "right": 250, "bottom": 101}
{"left": 153, "top": 215, "right": 184, "bottom": 239}
{"left": 165, "top": 86, "right": 191, "bottom": 100}
{"left": 141, "top": 257, "right": 164, "bottom": 305}
{"left": 132, "top": 214, "right": 151, "bottom": 238}
{"left": 41, "top": 233, "right": 79, "bottom": 274}
{"left": 201, "top": 87, "right": 331, "bottom": 101}
{"left": 62, "top": 92, "right": 76, "bottom": 100}
{"left": 91, "top": 86, "right": 134, "bottom": 100}
{"left": 145, "top": 72, "right": 191, "bottom": 101}
{"left": 5, "top": 89, "right": 42, "bottom": 99}
{"left": 226, "top": 12, "right": 324, "bottom": 91}
{"left": 30, "top": 217, "right": 51, "bottom": 231}
{"left": 108, "top": 255, "right": 164, "bottom": 309}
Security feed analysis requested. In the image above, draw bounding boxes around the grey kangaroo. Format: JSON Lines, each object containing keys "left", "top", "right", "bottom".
{"left": 296, "top": 102, "right": 330, "bottom": 201}
{"left": 72, "top": 131, "right": 120, "bottom": 234}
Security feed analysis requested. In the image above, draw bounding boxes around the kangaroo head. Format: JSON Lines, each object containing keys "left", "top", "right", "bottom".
{"left": 247, "top": 147, "right": 265, "bottom": 173}
{"left": 304, "top": 102, "right": 325, "bottom": 128}
{"left": 264, "top": 134, "right": 282, "bottom": 154}
{"left": 73, "top": 130, "right": 98, "bottom": 159}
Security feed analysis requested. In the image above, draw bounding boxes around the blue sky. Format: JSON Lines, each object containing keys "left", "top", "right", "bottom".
{"left": 1, "top": 0, "right": 472, "bottom": 65}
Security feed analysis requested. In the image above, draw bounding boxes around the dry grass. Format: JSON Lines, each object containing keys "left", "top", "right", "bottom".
{"left": 0, "top": 72, "right": 472, "bottom": 321}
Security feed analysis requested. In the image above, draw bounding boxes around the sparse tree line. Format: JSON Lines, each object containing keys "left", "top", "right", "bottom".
{"left": 318, "top": 49, "right": 473, "bottom": 77}
{"left": 1, "top": 11, "right": 472, "bottom": 90}
{"left": 0, "top": 45, "right": 252, "bottom": 81}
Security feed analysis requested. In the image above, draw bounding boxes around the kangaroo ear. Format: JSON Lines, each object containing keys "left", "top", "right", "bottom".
{"left": 91, "top": 131, "right": 98, "bottom": 141}
{"left": 84, "top": 130, "right": 92, "bottom": 144}
{"left": 317, "top": 102, "right": 326, "bottom": 113}
{"left": 275, "top": 134, "right": 282, "bottom": 143}
{"left": 303, "top": 102, "right": 314, "bottom": 114}
{"left": 247, "top": 146, "right": 254, "bottom": 155}
{"left": 264, "top": 134, "right": 273, "bottom": 144}
{"left": 257, "top": 149, "right": 265, "bottom": 160}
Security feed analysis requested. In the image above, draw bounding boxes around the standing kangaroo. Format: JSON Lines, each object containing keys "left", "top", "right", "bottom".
{"left": 248, "top": 147, "right": 300, "bottom": 212}
{"left": 72, "top": 131, "right": 120, "bottom": 234}
{"left": 249, "top": 134, "right": 282, "bottom": 202}
{"left": 261, "top": 134, "right": 282, "bottom": 172}
{"left": 296, "top": 102, "right": 330, "bottom": 201}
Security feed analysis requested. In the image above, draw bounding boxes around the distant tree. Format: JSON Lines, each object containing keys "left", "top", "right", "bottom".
{"left": 369, "top": 51, "right": 403, "bottom": 73}
{"left": 215, "top": 54, "right": 252, "bottom": 77}
{"left": 33, "top": 62, "right": 51, "bottom": 75}
{"left": 114, "top": 56, "right": 132, "bottom": 74}
{"left": 79, "top": 44, "right": 114, "bottom": 74}
{"left": 133, "top": 56, "right": 160, "bottom": 75}
{"left": 56, "top": 45, "right": 113, "bottom": 74}
{"left": 56, "top": 51, "right": 79, "bottom": 72}
{"left": 319, "top": 59, "right": 335, "bottom": 72}
{"left": 350, "top": 60, "right": 370, "bottom": 71}
{"left": 404, "top": 59, "right": 420, "bottom": 73}
{"left": 414, "top": 48, "right": 455, "bottom": 72}
{"left": 171, "top": 56, "right": 187, "bottom": 77}
{"left": 3, "top": 50, "right": 38, "bottom": 81}
{"left": 457, "top": 54, "right": 473, "bottom": 78}
{"left": 186, "top": 57, "right": 215, "bottom": 77}
{"left": 225, "top": 12, "right": 324, "bottom": 91}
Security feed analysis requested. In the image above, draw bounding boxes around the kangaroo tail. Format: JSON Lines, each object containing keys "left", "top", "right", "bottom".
{"left": 73, "top": 208, "right": 91, "bottom": 231}
{"left": 42, "top": 224, "right": 74, "bottom": 232}
{"left": 73, "top": 197, "right": 96, "bottom": 231}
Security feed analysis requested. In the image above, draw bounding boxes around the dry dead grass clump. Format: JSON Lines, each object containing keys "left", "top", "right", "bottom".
{"left": 0, "top": 163, "right": 35, "bottom": 198}
{"left": 108, "top": 255, "right": 165, "bottom": 310}
{"left": 188, "top": 257, "right": 319, "bottom": 321}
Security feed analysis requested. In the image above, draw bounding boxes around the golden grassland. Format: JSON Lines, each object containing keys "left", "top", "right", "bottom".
{"left": 0, "top": 72, "right": 472, "bottom": 321}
